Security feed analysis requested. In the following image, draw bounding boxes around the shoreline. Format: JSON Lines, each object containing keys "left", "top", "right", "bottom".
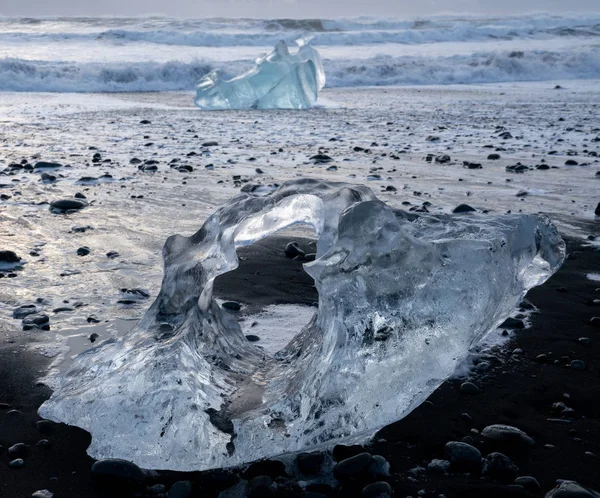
{"left": 1, "top": 231, "right": 599, "bottom": 497}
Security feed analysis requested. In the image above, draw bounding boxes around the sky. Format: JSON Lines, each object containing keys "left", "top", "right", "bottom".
{"left": 0, "top": 0, "right": 598, "bottom": 18}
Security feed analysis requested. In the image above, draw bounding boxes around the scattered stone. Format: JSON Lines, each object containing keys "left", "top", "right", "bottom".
{"left": 297, "top": 452, "right": 325, "bottom": 475}
{"left": 428, "top": 459, "right": 450, "bottom": 473}
{"left": 139, "top": 120, "right": 151, "bottom": 124}
{"left": 362, "top": 481, "right": 392, "bottom": 498}
{"left": 33, "top": 161, "right": 62, "bottom": 170}
{"left": 91, "top": 458, "right": 145, "bottom": 493}
{"left": 8, "top": 442, "right": 27, "bottom": 458}
{"left": 444, "top": 441, "right": 481, "bottom": 472}
{"left": 368, "top": 455, "right": 390, "bottom": 478}
{"left": 499, "top": 317, "right": 525, "bottom": 329}
{"left": 90, "top": 333, "right": 99, "bottom": 343}
{"left": 77, "top": 246, "right": 91, "bottom": 256}
{"left": 460, "top": 382, "right": 480, "bottom": 395}
{"left": 506, "top": 163, "right": 530, "bottom": 173}
{"left": 168, "top": 480, "right": 192, "bottom": 498}
{"left": 463, "top": 161, "right": 482, "bottom": 169}
{"left": 565, "top": 159, "right": 579, "bottom": 166}
{"left": 545, "top": 480, "right": 600, "bottom": 497}
{"left": 595, "top": 203, "right": 600, "bottom": 216}
{"left": 8, "top": 458, "right": 25, "bottom": 468}
{"left": 333, "top": 452, "right": 373, "bottom": 480}
{"left": 284, "top": 241, "right": 305, "bottom": 259}
{"left": 453, "top": 204, "right": 476, "bottom": 213}
{"left": 222, "top": 301, "right": 241, "bottom": 311}
{"left": 36, "top": 420, "right": 54, "bottom": 434}
{"left": 106, "top": 251, "right": 120, "bottom": 259}
{"left": 481, "top": 424, "right": 534, "bottom": 447}
{"left": 482, "top": 452, "right": 519, "bottom": 480}
{"left": 50, "top": 199, "right": 87, "bottom": 213}
{"left": 435, "top": 154, "right": 451, "bottom": 164}
{"left": 310, "top": 154, "right": 334, "bottom": 164}
{"left": 245, "top": 334, "right": 260, "bottom": 342}
{"left": 570, "top": 359, "right": 586, "bottom": 370}
{"left": 31, "top": 490, "right": 54, "bottom": 498}
{"left": 202, "top": 141, "right": 219, "bottom": 147}
{"left": 488, "top": 153, "right": 501, "bottom": 160}
{"left": 515, "top": 476, "right": 541, "bottom": 491}
{"left": 0, "top": 250, "right": 21, "bottom": 263}
{"left": 22, "top": 314, "right": 50, "bottom": 331}
{"left": 12, "top": 304, "right": 37, "bottom": 319}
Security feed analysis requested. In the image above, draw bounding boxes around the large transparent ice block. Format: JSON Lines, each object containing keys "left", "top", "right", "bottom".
{"left": 39, "top": 179, "right": 565, "bottom": 471}
{"left": 194, "top": 40, "right": 325, "bottom": 110}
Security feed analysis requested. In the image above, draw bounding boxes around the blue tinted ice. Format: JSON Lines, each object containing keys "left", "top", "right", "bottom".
{"left": 194, "top": 40, "right": 325, "bottom": 110}
{"left": 40, "top": 179, "right": 564, "bottom": 471}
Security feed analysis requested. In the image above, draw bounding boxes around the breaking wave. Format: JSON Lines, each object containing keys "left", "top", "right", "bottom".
{"left": 1, "top": 48, "right": 600, "bottom": 92}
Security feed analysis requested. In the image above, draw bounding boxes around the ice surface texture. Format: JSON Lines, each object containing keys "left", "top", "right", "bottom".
{"left": 39, "top": 179, "right": 565, "bottom": 471}
{"left": 194, "top": 40, "right": 325, "bottom": 110}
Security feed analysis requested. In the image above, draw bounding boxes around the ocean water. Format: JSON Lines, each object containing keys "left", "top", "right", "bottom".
{"left": 0, "top": 13, "right": 599, "bottom": 92}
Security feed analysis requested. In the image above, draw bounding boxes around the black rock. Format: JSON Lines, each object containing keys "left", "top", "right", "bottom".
{"left": 297, "top": 452, "right": 325, "bottom": 475}
{"left": 444, "top": 441, "right": 481, "bottom": 472}
{"left": 435, "top": 154, "right": 451, "bottom": 164}
{"left": 481, "top": 424, "right": 535, "bottom": 447}
{"left": 40, "top": 172, "right": 57, "bottom": 183}
{"left": 90, "top": 333, "right": 99, "bottom": 342}
{"left": 506, "top": 164, "right": 530, "bottom": 173}
{"left": 515, "top": 476, "right": 540, "bottom": 491}
{"left": 488, "top": 153, "right": 501, "bottom": 160}
{"left": 570, "top": 359, "right": 586, "bottom": 370}
{"left": 33, "top": 161, "right": 62, "bottom": 170}
{"left": 22, "top": 314, "right": 50, "bottom": 331}
{"left": 565, "top": 159, "right": 579, "bottom": 166}
{"left": 536, "top": 164, "right": 550, "bottom": 170}
{"left": 284, "top": 241, "right": 305, "bottom": 259}
{"left": 106, "top": 251, "right": 120, "bottom": 259}
{"left": 90, "top": 458, "right": 145, "bottom": 494}
{"left": 50, "top": 199, "right": 88, "bottom": 213}
{"left": 247, "top": 476, "right": 274, "bottom": 498}
{"left": 453, "top": 204, "right": 476, "bottom": 213}
{"left": 595, "top": 203, "right": 600, "bottom": 216}
{"left": 545, "top": 480, "right": 600, "bottom": 497}
{"left": 463, "top": 161, "right": 483, "bottom": 169}
{"left": 362, "top": 481, "right": 392, "bottom": 498}
{"left": 139, "top": 120, "right": 151, "bottom": 124}
{"left": 75, "top": 192, "right": 87, "bottom": 199}
{"left": 222, "top": 301, "right": 241, "bottom": 311}
{"left": 202, "top": 141, "right": 219, "bottom": 147}
{"left": 169, "top": 480, "right": 193, "bottom": 498}
{"left": 482, "top": 452, "right": 519, "bottom": 480}
{"left": 8, "top": 443, "right": 27, "bottom": 458}
{"left": 8, "top": 458, "right": 24, "bottom": 469}
{"left": 333, "top": 452, "right": 373, "bottom": 480}
{"left": 243, "top": 459, "right": 287, "bottom": 480}
{"left": 499, "top": 317, "right": 525, "bottom": 329}
{"left": 36, "top": 420, "right": 54, "bottom": 434}
{"left": 0, "top": 250, "right": 20, "bottom": 263}
{"left": 310, "top": 154, "right": 334, "bottom": 164}
{"left": 130, "top": 158, "right": 142, "bottom": 164}
{"left": 77, "top": 246, "right": 91, "bottom": 256}
{"left": 460, "top": 381, "right": 480, "bottom": 395}
{"left": 12, "top": 304, "right": 37, "bottom": 319}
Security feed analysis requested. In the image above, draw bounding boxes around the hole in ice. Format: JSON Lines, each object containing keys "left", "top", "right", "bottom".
{"left": 213, "top": 229, "right": 318, "bottom": 355}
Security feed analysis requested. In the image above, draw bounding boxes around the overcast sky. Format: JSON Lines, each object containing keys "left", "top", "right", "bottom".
{"left": 1, "top": 0, "right": 598, "bottom": 18}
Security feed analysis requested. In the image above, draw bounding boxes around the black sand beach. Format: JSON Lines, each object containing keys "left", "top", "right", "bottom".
{"left": 1, "top": 231, "right": 599, "bottom": 498}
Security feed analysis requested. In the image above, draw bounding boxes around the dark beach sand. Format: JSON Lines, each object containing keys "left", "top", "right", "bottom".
{"left": 1, "top": 233, "right": 599, "bottom": 497}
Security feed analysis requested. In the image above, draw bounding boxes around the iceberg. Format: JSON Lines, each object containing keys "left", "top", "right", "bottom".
{"left": 194, "top": 39, "right": 325, "bottom": 110}
{"left": 39, "top": 179, "right": 565, "bottom": 471}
